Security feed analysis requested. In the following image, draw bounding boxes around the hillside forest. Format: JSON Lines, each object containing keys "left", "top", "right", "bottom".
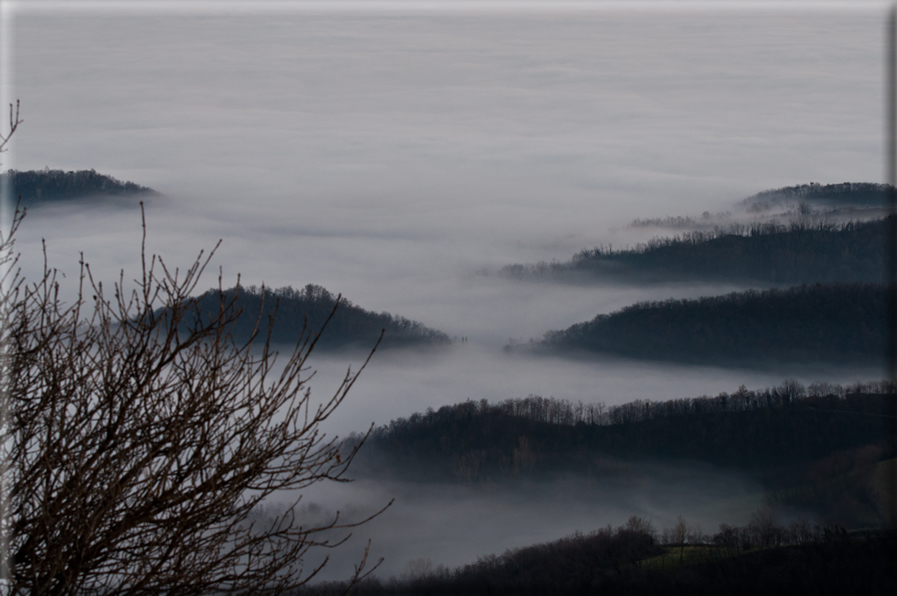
{"left": 522, "top": 282, "right": 886, "bottom": 366}
{"left": 2, "top": 168, "right": 156, "bottom": 204}
{"left": 176, "top": 284, "right": 451, "bottom": 351}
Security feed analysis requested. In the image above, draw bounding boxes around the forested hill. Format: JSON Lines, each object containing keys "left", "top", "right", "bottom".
{"left": 305, "top": 525, "right": 896, "bottom": 596}
{"left": 363, "top": 382, "right": 889, "bottom": 478}
{"left": 525, "top": 283, "right": 885, "bottom": 367}
{"left": 181, "top": 284, "right": 451, "bottom": 350}
{"left": 1, "top": 169, "right": 156, "bottom": 204}
{"left": 741, "top": 182, "right": 891, "bottom": 212}
{"left": 502, "top": 218, "right": 885, "bottom": 284}
{"left": 356, "top": 382, "right": 891, "bottom": 525}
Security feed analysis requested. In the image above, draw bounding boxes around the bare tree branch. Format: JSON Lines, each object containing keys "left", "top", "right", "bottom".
{"left": 0, "top": 203, "right": 385, "bottom": 595}
{"left": 0, "top": 101, "right": 21, "bottom": 156}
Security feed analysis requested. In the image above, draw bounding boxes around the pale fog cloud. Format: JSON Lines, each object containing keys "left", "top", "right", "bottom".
{"left": 11, "top": 11, "right": 883, "bottom": 198}
{"left": 267, "top": 464, "right": 770, "bottom": 581}
{"left": 9, "top": 5, "right": 887, "bottom": 425}
{"left": 9, "top": 6, "right": 883, "bottom": 424}
{"left": 310, "top": 346, "right": 879, "bottom": 437}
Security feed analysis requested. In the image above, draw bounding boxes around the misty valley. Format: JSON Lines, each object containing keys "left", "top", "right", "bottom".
{"left": 9, "top": 169, "right": 895, "bottom": 594}
{"left": 9, "top": 9, "right": 896, "bottom": 594}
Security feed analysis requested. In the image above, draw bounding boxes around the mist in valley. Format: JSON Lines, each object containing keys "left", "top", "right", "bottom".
{"left": 268, "top": 462, "right": 770, "bottom": 581}
{"left": 3, "top": 5, "right": 889, "bottom": 586}
{"left": 13, "top": 202, "right": 880, "bottom": 438}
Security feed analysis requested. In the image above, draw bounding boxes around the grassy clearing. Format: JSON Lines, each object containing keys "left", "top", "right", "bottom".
{"left": 640, "top": 545, "right": 743, "bottom": 573}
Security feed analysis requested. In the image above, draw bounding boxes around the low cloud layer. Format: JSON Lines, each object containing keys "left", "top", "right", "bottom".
{"left": 4, "top": 8, "right": 886, "bottom": 585}
{"left": 271, "top": 462, "right": 770, "bottom": 582}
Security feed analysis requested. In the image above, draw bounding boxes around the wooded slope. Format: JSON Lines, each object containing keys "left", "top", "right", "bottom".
{"left": 180, "top": 284, "right": 451, "bottom": 350}
{"left": 2, "top": 168, "right": 155, "bottom": 204}
{"left": 503, "top": 219, "right": 885, "bottom": 285}
{"left": 532, "top": 283, "right": 885, "bottom": 366}
{"left": 361, "top": 383, "right": 889, "bottom": 483}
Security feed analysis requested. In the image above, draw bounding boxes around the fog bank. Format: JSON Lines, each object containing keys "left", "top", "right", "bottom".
{"left": 268, "top": 460, "right": 769, "bottom": 582}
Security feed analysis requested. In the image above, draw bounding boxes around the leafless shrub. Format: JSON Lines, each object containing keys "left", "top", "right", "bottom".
{"left": 0, "top": 204, "right": 386, "bottom": 595}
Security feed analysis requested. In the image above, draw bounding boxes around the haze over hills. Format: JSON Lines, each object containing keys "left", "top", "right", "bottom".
{"left": 12, "top": 169, "right": 889, "bottom": 587}
{"left": 741, "top": 181, "right": 891, "bottom": 212}
{"left": 503, "top": 183, "right": 889, "bottom": 285}
{"left": 322, "top": 380, "right": 893, "bottom": 594}
{"left": 12, "top": 10, "right": 894, "bottom": 593}
{"left": 630, "top": 182, "right": 890, "bottom": 231}
{"left": 498, "top": 187, "right": 889, "bottom": 370}
{"left": 1, "top": 168, "right": 156, "bottom": 205}
{"left": 503, "top": 218, "right": 886, "bottom": 285}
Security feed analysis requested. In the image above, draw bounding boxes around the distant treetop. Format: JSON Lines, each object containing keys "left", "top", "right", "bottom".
{"left": 1, "top": 168, "right": 156, "bottom": 204}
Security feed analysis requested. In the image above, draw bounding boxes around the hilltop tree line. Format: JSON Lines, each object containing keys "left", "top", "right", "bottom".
{"left": 1, "top": 168, "right": 155, "bottom": 204}
{"left": 181, "top": 284, "right": 451, "bottom": 350}
{"left": 528, "top": 282, "right": 886, "bottom": 366}
{"left": 365, "top": 380, "right": 890, "bottom": 470}
{"left": 374, "top": 379, "right": 888, "bottom": 431}
{"left": 502, "top": 218, "right": 886, "bottom": 284}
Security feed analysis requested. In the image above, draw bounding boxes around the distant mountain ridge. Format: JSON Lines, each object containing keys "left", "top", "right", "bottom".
{"left": 1, "top": 168, "right": 156, "bottom": 204}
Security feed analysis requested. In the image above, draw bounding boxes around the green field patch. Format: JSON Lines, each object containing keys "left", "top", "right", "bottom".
{"left": 641, "top": 545, "right": 744, "bottom": 572}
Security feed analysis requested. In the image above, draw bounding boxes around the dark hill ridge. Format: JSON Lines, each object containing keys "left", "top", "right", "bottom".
{"left": 181, "top": 284, "right": 451, "bottom": 351}
{"left": 526, "top": 282, "right": 886, "bottom": 367}
{"left": 502, "top": 218, "right": 886, "bottom": 285}
{"left": 1, "top": 168, "right": 156, "bottom": 204}
{"left": 305, "top": 527, "right": 897, "bottom": 596}
{"left": 360, "top": 381, "right": 890, "bottom": 483}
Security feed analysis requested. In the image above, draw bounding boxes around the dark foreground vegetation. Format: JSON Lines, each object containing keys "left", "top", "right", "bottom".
{"left": 523, "top": 282, "right": 885, "bottom": 366}
{"left": 502, "top": 218, "right": 886, "bottom": 284}
{"left": 181, "top": 284, "right": 451, "bottom": 350}
{"left": 1, "top": 168, "right": 156, "bottom": 204}
{"left": 301, "top": 522, "right": 897, "bottom": 595}
{"left": 355, "top": 380, "right": 891, "bottom": 527}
